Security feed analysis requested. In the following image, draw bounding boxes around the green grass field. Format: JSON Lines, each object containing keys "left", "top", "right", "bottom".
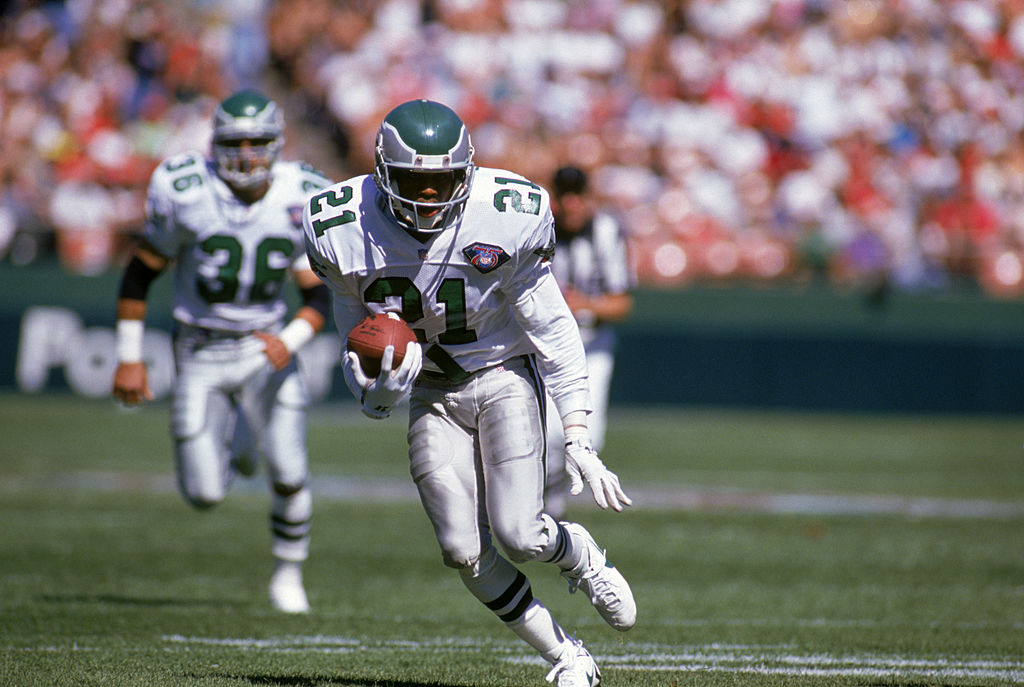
{"left": 1, "top": 393, "right": 1022, "bottom": 686}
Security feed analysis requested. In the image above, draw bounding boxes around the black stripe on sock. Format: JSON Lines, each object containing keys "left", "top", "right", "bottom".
{"left": 271, "top": 514, "right": 310, "bottom": 528}
{"left": 484, "top": 570, "right": 529, "bottom": 612}
{"left": 497, "top": 584, "right": 533, "bottom": 623}
{"left": 542, "top": 521, "right": 570, "bottom": 565}
{"left": 271, "top": 514, "right": 311, "bottom": 541}
{"left": 271, "top": 529, "right": 308, "bottom": 541}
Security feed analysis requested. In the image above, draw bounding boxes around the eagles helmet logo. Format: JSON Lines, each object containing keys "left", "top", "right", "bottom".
{"left": 463, "top": 243, "right": 510, "bottom": 273}
{"left": 374, "top": 99, "right": 476, "bottom": 235}
{"left": 211, "top": 89, "right": 285, "bottom": 191}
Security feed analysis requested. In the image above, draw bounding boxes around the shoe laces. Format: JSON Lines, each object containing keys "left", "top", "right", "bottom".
{"left": 581, "top": 565, "right": 622, "bottom": 612}
{"left": 545, "top": 640, "right": 595, "bottom": 687}
{"left": 565, "top": 545, "right": 612, "bottom": 600}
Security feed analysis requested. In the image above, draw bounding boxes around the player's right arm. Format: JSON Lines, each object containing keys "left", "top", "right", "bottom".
{"left": 112, "top": 154, "right": 191, "bottom": 404}
{"left": 112, "top": 243, "right": 169, "bottom": 405}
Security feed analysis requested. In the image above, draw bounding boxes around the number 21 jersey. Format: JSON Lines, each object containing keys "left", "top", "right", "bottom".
{"left": 303, "top": 167, "right": 590, "bottom": 411}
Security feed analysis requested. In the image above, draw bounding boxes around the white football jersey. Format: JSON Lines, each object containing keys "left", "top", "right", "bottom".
{"left": 144, "top": 151, "right": 329, "bottom": 332}
{"left": 303, "top": 167, "right": 591, "bottom": 414}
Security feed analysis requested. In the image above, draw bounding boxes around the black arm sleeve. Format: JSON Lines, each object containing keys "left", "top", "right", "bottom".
{"left": 300, "top": 283, "right": 331, "bottom": 320}
{"left": 118, "top": 255, "right": 163, "bottom": 301}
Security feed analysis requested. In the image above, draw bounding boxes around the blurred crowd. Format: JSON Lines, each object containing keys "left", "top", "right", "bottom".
{"left": 5, "top": 0, "right": 1024, "bottom": 296}
{"left": 0, "top": 0, "right": 261, "bottom": 273}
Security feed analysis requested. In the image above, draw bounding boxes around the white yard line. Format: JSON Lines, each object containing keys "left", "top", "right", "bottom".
{"left": 633, "top": 485, "right": 1024, "bottom": 518}
{"left": 13, "top": 635, "right": 1023, "bottom": 681}
{"left": 154, "top": 635, "right": 1024, "bottom": 682}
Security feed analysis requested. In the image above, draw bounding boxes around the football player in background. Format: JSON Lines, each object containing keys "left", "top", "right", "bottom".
{"left": 544, "top": 165, "right": 635, "bottom": 520}
{"left": 303, "top": 99, "right": 635, "bottom": 686}
{"left": 111, "top": 89, "right": 331, "bottom": 614}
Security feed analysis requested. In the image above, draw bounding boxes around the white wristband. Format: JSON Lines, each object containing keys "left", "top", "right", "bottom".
{"left": 116, "top": 319, "right": 144, "bottom": 363}
{"left": 564, "top": 423, "right": 590, "bottom": 445}
{"left": 278, "top": 318, "right": 315, "bottom": 353}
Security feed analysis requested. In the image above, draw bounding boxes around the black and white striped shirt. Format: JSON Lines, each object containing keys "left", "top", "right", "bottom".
{"left": 550, "top": 210, "right": 635, "bottom": 348}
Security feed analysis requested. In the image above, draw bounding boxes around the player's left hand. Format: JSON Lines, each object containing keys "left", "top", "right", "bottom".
{"left": 343, "top": 341, "right": 423, "bottom": 419}
{"left": 565, "top": 437, "right": 632, "bottom": 511}
{"left": 255, "top": 331, "right": 291, "bottom": 370}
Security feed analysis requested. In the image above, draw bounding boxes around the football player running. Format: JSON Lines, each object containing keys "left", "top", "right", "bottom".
{"left": 112, "top": 89, "right": 331, "bottom": 614}
{"left": 303, "top": 99, "right": 636, "bottom": 686}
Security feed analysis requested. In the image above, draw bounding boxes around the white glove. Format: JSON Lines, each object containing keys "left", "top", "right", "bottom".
{"left": 342, "top": 341, "right": 423, "bottom": 420}
{"left": 565, "top": 434, "right": 632, "bottom": 512}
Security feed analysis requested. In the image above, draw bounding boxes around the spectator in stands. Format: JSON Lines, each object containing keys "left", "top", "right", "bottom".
{"left": 8, "top": 0, "right": 1024, "bottom": 295}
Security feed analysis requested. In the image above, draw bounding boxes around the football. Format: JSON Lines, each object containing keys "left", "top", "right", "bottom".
{"left": 346, "top": 312, "right": 418, "bottom": 377}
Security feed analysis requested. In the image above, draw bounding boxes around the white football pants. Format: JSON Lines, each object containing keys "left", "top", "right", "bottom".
{"left": 408, "top": 355, "right": 584, "bottom": 659}
{"left": 170, "top": 325, "right": 312, "bottom": 562}
{"left": 409, "top": 355, "right": 553, "bottom": 568}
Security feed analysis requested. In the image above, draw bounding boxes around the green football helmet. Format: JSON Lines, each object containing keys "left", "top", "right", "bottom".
{"left": 374, "top": 99, "right": 475, "bottom": 234}
{"left": 211, "top": 89, "right": 285, "bottom": 190}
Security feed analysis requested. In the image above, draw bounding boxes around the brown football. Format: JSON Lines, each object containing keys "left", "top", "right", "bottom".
{"left": 346, "top": 312, "right": 417, "bottom": 377}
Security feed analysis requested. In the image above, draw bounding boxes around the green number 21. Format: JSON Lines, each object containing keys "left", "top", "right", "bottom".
{"left": 364, "top": 276, "right": 476, "bottom": 344}
{"left": 309, "top": 187, "right": 355, "bottom": 237}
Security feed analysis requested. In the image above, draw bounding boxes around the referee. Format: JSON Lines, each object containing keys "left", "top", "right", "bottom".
{"left": 544, "top": 165, "right": 636, "bottom": 519}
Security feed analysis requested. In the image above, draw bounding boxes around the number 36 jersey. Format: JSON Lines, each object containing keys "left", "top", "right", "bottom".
{"left": 302, "top": 167, "right": 591, "bottom": 416}
{"left": 143, "top": 151, "right": 329, "bottom": 333}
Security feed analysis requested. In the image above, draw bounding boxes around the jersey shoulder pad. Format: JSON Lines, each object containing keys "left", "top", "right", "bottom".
{"left": 467, "top": 167, "right": 552, "bottom": 251}
{"left": 303, "top": 177, "right": 377, "bottom": 286}
{"left": 297, "top": 160, "right": 332, "bottom": 186}
{"left": 151, "top": 150, "right": 206, "bottom": 181}
{"left": 470, "top": 167, "right": 549, "bottom": 216}
{"left": 274, "top": 159, "right": 332, "bottom": 194}
{"left": 473, "top": 166, "right": 545, "bottom": 192}
{"left": 303, "top": 175, "right": 373, "bottom": 252}
{"left": 315, "top": 174, "right": 375, "bottom": 215}
{"left": 148, "top": 150, "right": 211, "bottom": 200}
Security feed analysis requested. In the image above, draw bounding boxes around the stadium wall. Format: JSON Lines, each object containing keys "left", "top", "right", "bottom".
{"left": 4, "top": 262, "right": 1024, "bottom": 413}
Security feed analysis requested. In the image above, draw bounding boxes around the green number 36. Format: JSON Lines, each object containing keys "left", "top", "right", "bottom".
{"left": 197, "top": 235, "right": 294, "bottom": 303}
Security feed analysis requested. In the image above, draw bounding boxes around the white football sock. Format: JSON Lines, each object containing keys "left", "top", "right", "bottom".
{"left": 538, "top": 513, "right": 584, "bottom": 572}
{"left": 505, "top": 599, "right": 572, "bottom": 663}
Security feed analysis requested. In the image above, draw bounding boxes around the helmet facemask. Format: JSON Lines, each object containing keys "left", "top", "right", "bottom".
{"left": 213, "top": 136, "right": 283, "bottom": 190}
{"left": 376, "top": 160, "right": 474, "bottom": 233}
{"left": 211, "top": 90, "right": 285, "bottom": 191}
{"left": 374, "top": 100, "right": 475, "bottom": 234}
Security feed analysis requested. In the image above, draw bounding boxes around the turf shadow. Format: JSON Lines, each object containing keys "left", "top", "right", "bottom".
{"left": 190, "top": 674, "right": 466, "bottom": 687}
{"left": 866, "top": 683, "right": 987, "bottom": 687}
{"left": 38, "top": 592, "right": 242, "bottom": 608}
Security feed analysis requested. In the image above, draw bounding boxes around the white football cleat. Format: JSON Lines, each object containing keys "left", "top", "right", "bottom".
{"left": 268, "top": 560, "right": 309, "bottom": 614}
{"left": 560, "top": 522, "right": 636, "bottom": 631}
{"left": 546, "top": 638, "right": 601, "bottom": 687}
